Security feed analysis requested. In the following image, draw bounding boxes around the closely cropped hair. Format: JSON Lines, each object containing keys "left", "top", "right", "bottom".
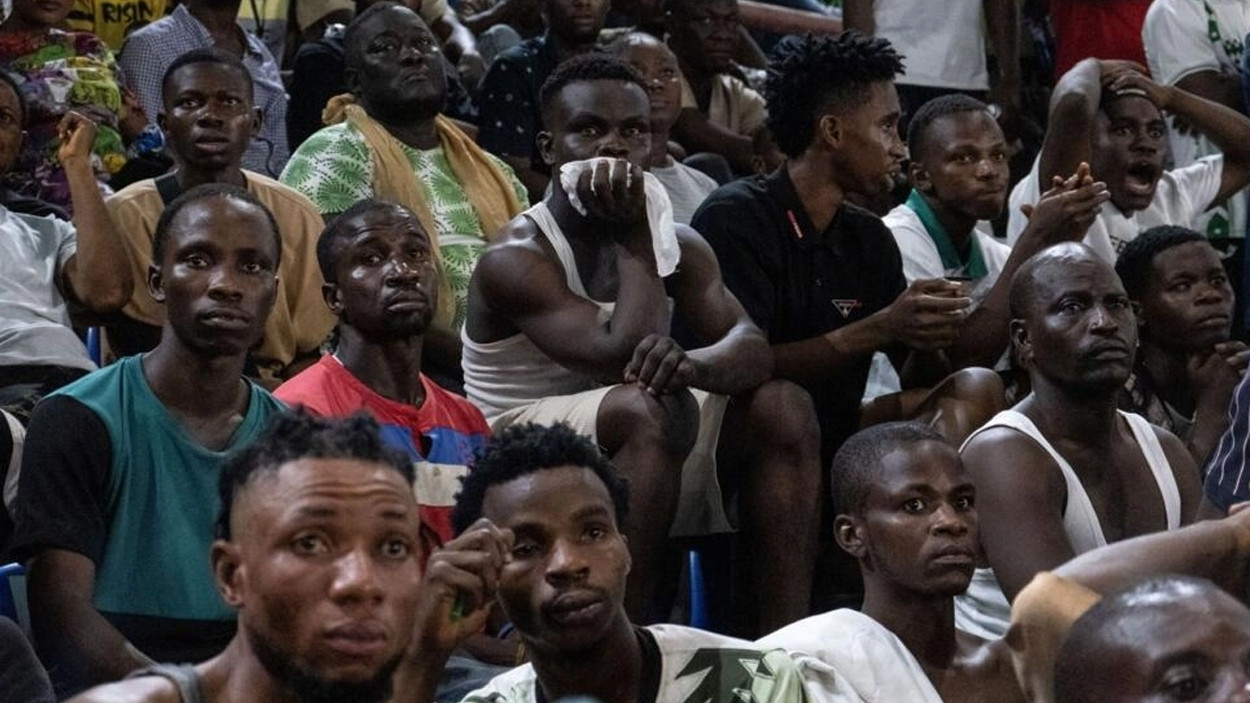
{"left": 152, "top": 183, "right": 282, "bottom": 268}
{"left": 161, "top": 47, "right": 254, "bottom": 101}
{"left": 1055, "top": 575, "right": 1223, "bottom": 703}
{"left": 906, "top": 94, "right": 992, "bottom": 162}
{"left": 1115, "top": 225, "right": 1206, "bottom": 299}
{"left": 216, "top": 410, "right": 414, "bottom": 540}
{"left": 766, "top": 32, "right": 905, "bottom": 159}
{"left": 317, "top": 199, "right": 419, "bottom": 284}
{"left": 539, "top": 54, "right": 647, "bottom": 118}
{"left": 830, "top": 421, "right": 947, "bottom": 516}
{"left": 452, "top": 423, "right": 629, "bottom": 535}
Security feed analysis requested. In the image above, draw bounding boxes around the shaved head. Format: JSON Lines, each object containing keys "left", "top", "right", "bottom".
{"left": 1009, "top": 243, "right": 1106, "bottom": 320}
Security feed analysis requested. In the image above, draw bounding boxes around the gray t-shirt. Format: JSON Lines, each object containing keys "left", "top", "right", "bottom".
{"left": 0, "top": 208, "right": 93, "bottom": 371}
{"left": 652, "top": 160, "right": 718, "bottom": 226}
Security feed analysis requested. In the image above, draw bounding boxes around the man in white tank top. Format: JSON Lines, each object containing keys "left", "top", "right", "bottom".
{"left": 461, "top": 54, "right": 822, "bottom": 635}
{"left": 955, "top": 242, "right": 1202, "bottom": 639}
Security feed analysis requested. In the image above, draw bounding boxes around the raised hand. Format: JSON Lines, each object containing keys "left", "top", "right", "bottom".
{"left": 882, "top": 278, "right": 971, "bottom": 351}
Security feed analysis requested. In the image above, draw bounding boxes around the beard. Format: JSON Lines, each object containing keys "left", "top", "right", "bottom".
{"left": 247, "top": 626, "right": 401, "bottom": 703}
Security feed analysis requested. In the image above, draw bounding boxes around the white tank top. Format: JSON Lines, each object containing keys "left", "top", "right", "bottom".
{"left": 953, "top": 409, "right": 1182, "bottom": 640}
{"left": 462, "top": 203, "right": 614, "bottom": 420}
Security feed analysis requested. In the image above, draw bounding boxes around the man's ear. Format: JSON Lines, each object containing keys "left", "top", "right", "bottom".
{"left": 249, "top": 107, "right": 262, "bottom": 139}
{"left": 1010, "top": 318, "right": 1032, "bottom": 366}
{"left": 910, "top": 160, "right": 931, "bottom": 192}
{"left": 817, "top": 113, "right": 842, "bottom": 149}
{"left": 157, "top": 111, "right": 166, "bottom": 133}
{"left": 834, "top": 514, "right": 867, "bottom": 559}
{"left": 1131, "top": 299, "right": 1146, "bottom": 328}
{"left": 148, "top": 264, "right": 166, "bottom": 304}
{"left": 212, "top": 540, "right": 246, "bottom": 607}
{"left": 345, "top": 67, "right": 361, "bottom": 98}
{"left": 537, "top": 130, "right": 555, "bottom": 167}
{"left": 322, "top": 281, "right": 343, "bottom": 315}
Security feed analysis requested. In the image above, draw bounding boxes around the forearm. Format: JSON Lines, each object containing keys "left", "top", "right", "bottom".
{"left": 460, "top": 2, "right": 518, "bottom": 35}
{"left": 672, "top": 111, "right": 754, "bottom": 172}
{"left": 738, "top": 1, "right": 842, "bottom": 35}
{"left": 772, "top": 312, "right": 891, "bottom": 384}
{"left": 841, "top": 0, "right": 874, "bottom": 34}
{"left": 1165, "top": 85, "right": 1250, "bottom": 165}
{"left": 897, "top": 349, "right": 951, "bottom": 389}
{"left": 686, "top": 324, "right": 773, "bottom": 394}
{"left": 1040, "top": 58, "right": 1101, "bottom": 180}
{"left": 1190, "top": 399, "right": 1234, "bottom": 468}
{"left": 984, "top": 0, "right": 1019, "bottom": 95}
{"left": 1055, "top": 517, "right": 1250, "bottom": 598}
{"left": 65, "top": 158, "right": 133, "bottom": 310}
{"left": 436, "top": 14, "right": 477, "bottom": 64}
{"left": 392, "top": 649, "right": 451, "bottom": 703}
{"left": 31, "top": 598, "right": 153, "bottom": 689}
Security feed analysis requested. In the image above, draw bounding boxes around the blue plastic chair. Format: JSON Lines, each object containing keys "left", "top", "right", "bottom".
{"left": 687, "top": 550, "right": 708, "bottom": 629}
{"left": 86, "top": 327, "right": 102, "bottom": 365}
{"left": 0, "top": 562, "right": 29, "bottom": 638}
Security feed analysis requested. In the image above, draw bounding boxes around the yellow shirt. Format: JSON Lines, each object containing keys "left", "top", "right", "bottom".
{"left": 106, "top": 171, "right": 337, "bottom": 381}
{"left": 67, "top": 0, "right": 174, "bottom": 51}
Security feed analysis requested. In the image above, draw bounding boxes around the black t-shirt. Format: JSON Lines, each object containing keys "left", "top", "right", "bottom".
{"left": 692, "top": 167, "right": 907, "bottom": 461}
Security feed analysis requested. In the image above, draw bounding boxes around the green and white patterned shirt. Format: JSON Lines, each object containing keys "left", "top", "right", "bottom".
{"left": 462, "top": 625, "right": 811, "bottom": 703}
{"left": 280, "top": 122, "right": 528, "bottom": 328}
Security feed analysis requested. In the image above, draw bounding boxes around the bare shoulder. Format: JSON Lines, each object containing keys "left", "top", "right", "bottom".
{"left": 475, "top": 216, "right": 559, "bottom": 287}
{"left": 961, "top": 424, "right": 1067, "bottom": 500}
{"left": 67, "top": 676, "right": 181, "bottom": 703}
{"left": 956, "top": 635, "right": 1027, "bottom": 703}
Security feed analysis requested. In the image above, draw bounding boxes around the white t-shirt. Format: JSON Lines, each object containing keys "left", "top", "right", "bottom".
{"left": 461, "top": 625, "right": 811, "bottom": 703}
{"left": 0, "top": 208, "right": 93, "bottom": 371}
{"left": 1143, "top": 0, "right": 1249, "bottom": 239}
{"left": 864, "top": 204, "right": 1012, "bottom": 399}
{"left": 1006, "top": 154, "right": 1224, "bottom": 262}
{"left": 652, "top": 160, "right": 718, "bottom": 226}
{"left": 872, "top": 0, "right": 988, "bottom": 90}
{"left": 758, "top": 609, "right": 944, "bottom": 703}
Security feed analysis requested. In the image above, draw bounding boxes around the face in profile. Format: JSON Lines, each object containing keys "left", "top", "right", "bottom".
{"left": 482, "top": 465, "right": 632, "bottom": 656}
{"left": 838, "top": 440, "right": 979, "bottom": 597}
{"left": 215, "top": 457, "right": 422, "bottom": 703}
{"left": 149, "top": 196, "right": 280, "bottom": 358}
{"left": 1015, "top": 248, "right": 1138, "bottom": 392}
{"left": 911, "top": 110, "right": 1010, "bottom": 223}
{"left": 1091, "top": 95, "right": 1166, "bottom": 214}
{"left": 325, "top": 205, "right": 438, "bottom": 339}
{"left": 540, "top": 79, "right": 653, "bottom": 172}
{"left": 832, "top": 81, "right": 906, "bottom": 198}
{"left": 1137, "top": 241, "right": 1233, "bottom": 352}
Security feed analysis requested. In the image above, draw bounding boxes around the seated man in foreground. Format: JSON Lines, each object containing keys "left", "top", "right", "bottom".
{"left": 11, "top": 185, "right": 287, "bottom": 695}
{"left": 412, "top": 422, "right": 812, "bottom": 703}
{"left": 956, "top": 242, "right": 1202, "bottom": 640}
{"left": 66, "top": 410, "right": 482, "bottom": 703}
{"left": 761, "top": 420, "right": 1250, "bottom": 703}
{"left": 462, "top": 54, "right": 822, "bottom": 633}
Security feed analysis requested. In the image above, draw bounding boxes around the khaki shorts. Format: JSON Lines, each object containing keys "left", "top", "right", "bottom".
{"left": 488, "top": 386, "right": 733, "bottom": 536}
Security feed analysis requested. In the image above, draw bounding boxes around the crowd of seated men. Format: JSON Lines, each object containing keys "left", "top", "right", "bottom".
{"left": 6, "top": 0, "right": 1250, "bottom": 702}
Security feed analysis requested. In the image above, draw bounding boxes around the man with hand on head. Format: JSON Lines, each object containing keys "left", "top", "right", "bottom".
{"left": 403, "top": 422, "right": 813, "bottom": 703}
{"left": 463, "top": 54, "right": 822, "bottom": 634}
{"left": 955, "top": 242, "right": 1202, "bottom": 641}
{"left": 1008, "top": 58, "right": 1250, "bottom": 264}
{"left": 11, "top": 184, "right": 288, "bottom": 696}
{"left": 107, "top": 48, "right": 333, "bottom": 386}
{"left": 65, "top": 411, "right": 504, "bottom": 703}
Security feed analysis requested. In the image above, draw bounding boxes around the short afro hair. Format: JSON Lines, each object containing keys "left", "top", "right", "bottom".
{"left": 452, "top": 423, "right": 629, "bottom": 535}
{"left": 1055, "top": 575, "right": 1234, "bottom": 703}
{"left": 216, "top": 409, "right": 415, "bottom": 540}
{"left": 316, "top": 199, "right": 428, "bottom": 284}
{"left": 906, "top": 93, "right": 994, "bottom": 163}
{"left": 152, "top": 183, "right": 282, "bottom": 269}
{"left": 1115, "top": 225, "right": 1207, "bottom": 300}
{"left": 538, "top": 54, "right": 647, "bottom": 122}
{"left": 765, "top": 32, "right": 905, "bottom": 159}
{"left": 830, "top": 421, "right": 948, "bottom": 516}
{"left": 161, "top": 47, "right": 254, "bottom": 105}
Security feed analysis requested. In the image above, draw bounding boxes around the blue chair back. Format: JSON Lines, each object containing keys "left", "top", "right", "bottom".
{"left": 0, "top": 562, "right": 29, "bottom": 638}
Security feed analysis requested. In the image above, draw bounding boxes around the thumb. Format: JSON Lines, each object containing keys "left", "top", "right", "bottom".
{"left": 1019, "top": 203, "right": 1034, "bottom": 219}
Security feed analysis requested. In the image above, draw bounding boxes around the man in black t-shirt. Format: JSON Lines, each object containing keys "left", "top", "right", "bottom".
{"left": 692, "top": 32, "right": 972, "bottom": 464}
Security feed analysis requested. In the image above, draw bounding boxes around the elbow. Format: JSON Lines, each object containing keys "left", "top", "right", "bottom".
{"left": 77, "top": 277, "right": 134, "bottom": 313}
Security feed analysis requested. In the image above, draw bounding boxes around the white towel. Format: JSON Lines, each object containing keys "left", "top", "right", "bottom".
{"left": 558, "top": 157, "right": 681, "bottom": 277}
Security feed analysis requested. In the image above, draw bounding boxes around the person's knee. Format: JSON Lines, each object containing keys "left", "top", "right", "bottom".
{"left": 936, "top": 367, "right": 1005, "bottom": 412}
{"left": 601, "top": 385, "right": 699, "bottom": 459}
{"left": 743, "top": 380, "right": 820, "bottom": 457}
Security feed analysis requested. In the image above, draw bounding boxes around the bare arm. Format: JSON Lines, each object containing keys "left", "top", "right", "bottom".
{"left": 671, "top": 109, "right": 755, "bottom": 174}
{"left": 1175, "top": 71, "right": 1246, "bottom": 113}
{"left": 1037, "top": 58, "right": 1105, "bottom": 187}
{"left": 983, "top": 0, "right": 1020, "bottom": 122}
{"left": 1152, "top": 80, "right": 1250, "bottom": 206}
{"left": 29, "top": 550, "right": 155, "bottom": 690}
{"left": 459, "top": 0, "right": 540, "bottom": 36}
{"left": 962, "top": 427, "right": 1077, "bottom": 602}
{"left": 841, "top": 0, "right": 874, "bottom": 34}
{"left": 738, "top": 1, "right": 843, "bottom": 35}
{"left": 59, "top": 112, "right": 133, "bottom": 312}
{"left": 429, "top": 11, "right": 486, "bottom": 89}
{"left": 1155, "top": 425, "right": 1203, "bottom": 525}
{"left": 663, "top": 226, "right": 772, "bottom": 394}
